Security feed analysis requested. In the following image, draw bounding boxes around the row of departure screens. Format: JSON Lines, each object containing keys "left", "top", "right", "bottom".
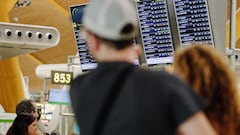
{"left": 69, "top": 0, "right": 214, "bottom": 72}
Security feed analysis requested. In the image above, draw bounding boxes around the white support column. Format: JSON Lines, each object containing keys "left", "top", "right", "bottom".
{"left": 229, "top": 0, "right": 237, "bottom": 70}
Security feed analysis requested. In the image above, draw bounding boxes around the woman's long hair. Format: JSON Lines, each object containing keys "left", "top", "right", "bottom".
{"left": 7, "top": 113, "right": 36, "bottom": 135}
{"left": 173, "top": 45, "right": 240, "bottom": 135}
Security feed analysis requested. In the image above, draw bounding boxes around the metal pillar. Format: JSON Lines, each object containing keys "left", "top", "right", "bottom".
{"left": 229, "top": 0, "right": 237, "bottom": 70}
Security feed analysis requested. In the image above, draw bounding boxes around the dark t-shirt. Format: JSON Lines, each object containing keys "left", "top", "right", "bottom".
{"left": 70, "top": 61, "right": 206, "bottom": 135}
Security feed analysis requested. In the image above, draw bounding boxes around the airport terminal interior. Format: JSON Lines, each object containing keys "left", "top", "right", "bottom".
{"left": 0, "top": 0, "right": 240, "bottom": 134}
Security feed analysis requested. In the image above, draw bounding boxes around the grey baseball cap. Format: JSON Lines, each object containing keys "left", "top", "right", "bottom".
{"left": 83, "top": 0, "right": 138, "bottom": 41}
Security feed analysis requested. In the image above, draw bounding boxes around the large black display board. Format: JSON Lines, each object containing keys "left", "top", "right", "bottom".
{"left": 135, "top": 0, "right": 175, "bottom": 66}
{"left": 173, "top": 0, "right": 214, "bottom": 47}
{"left": 69, "top": 0, "right": 215, "bottom": 68}
{"left": 69, "top": 4, "right": 97, "bottom": 72}
{"left": 69, "top": 3, "right": 139, "bottom": 71}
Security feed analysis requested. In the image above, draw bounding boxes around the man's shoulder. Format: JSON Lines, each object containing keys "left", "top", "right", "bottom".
{"left": 71, "top": 72, "right": 89, "bottom": 85}
{"left": 70, "top": 73, "right": 89, "bottom": 94}
{"left": 134, "top": 68, "right": 180, "bottom": 82}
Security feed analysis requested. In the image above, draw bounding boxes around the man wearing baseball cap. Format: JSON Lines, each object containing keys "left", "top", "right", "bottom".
{"left": 70, "top": 0, "right": 217, "bottom": 135}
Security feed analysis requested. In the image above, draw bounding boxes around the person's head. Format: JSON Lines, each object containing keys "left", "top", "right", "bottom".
{"left": 82, "top": 0, "right": 140, "bottom": 61}
{"left": 16, "top": 99, "right": 39, "bottom": 119}
{"left": 10, "top": 113, "right": 38, "bottom": 135}
{"left": 173, "top": 45, "right": 240, "bottom": 132}
{"left": 173, "top": 45, "right": 237, "bottom": 104}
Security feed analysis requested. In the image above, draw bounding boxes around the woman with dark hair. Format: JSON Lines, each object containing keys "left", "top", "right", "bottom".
{"left": 15, "top": 99, "right": 47, "bottom": 134}
{"left": 7, "top": 113, "right": 38, "bottom": 135}
{"left": 173, "top": 45, "right": 240, "bottom": 135}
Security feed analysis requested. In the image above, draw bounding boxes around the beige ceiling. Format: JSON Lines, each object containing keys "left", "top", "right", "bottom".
{"left": 7, "top": 0, "right": 240, "bottom": 92}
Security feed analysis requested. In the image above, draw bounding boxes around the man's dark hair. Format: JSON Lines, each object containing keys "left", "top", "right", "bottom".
{"left": 16, "top": 99, "right": 35, "bottom": 115}
{"left": 88, "top": 30, "right": 134, "bottom": 50}
{"left": 51, "top": 129, "right": 60, "bottom": 135}
{"left": 99, "top": 37, "right": 134, "bottom": 50}
{"left": 7, "top": 113, "right": 36, "bottom": 135}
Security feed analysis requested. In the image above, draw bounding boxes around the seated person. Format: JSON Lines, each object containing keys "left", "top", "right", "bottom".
{"left": 16, "top": 99, "right": 47, "bottom": 134}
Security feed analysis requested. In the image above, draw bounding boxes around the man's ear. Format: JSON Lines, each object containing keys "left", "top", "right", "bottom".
{"left": 135, "top": 45, "right": 143, "bottom": 56}
{"left": 88, "top": 33, "right": 101, "bottom": 52}
{"left": 30, "top": 111, "right": 34, "bottom": 115}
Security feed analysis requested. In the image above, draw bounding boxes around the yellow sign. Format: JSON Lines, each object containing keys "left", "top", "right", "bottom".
{"left": 51, "top": 71, "right": 73, "bottom": 85}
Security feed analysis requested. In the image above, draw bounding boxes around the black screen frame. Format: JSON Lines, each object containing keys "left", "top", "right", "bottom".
{"left": 133, "top": 0, "right": 175, "bottom": 67}
{"left": 69, "top": 3, "right": 98, "bottom": 72}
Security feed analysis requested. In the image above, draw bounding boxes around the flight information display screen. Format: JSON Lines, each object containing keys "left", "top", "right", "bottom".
{"left": 135, "top": 0, "right": 174, "bottom": 65}
{"left": 70, "top": 3, "right": 139, "bottom": 70}
{"left": 173, "top": 0, "right": 214, "bottom": 47}
{"left": 69, "top": 4, "right": 97, "bottom": 72}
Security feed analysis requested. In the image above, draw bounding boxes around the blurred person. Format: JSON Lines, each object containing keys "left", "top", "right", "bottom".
{"left": 15, "top": 99, "right": 47, "bottom": 135}
{"left": 173, "top": 45, "right": 240, "bottom": 135}
{"left": 6, "top": 113, "right": 38, "bottom": 135}
{"left": 70, "top": 0, "right": 217, "bottom": 135}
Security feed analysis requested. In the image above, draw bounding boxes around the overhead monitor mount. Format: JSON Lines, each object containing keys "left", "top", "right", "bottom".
{"left": 0, "top": 22, "right": 60, "bottom": 59}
